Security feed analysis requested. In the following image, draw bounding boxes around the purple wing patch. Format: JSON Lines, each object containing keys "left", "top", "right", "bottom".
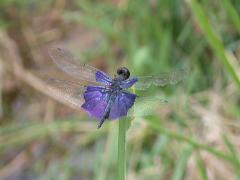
{"left": 95, "top": 71, "right": 112, "bottom": 85}
{"left": 81, "top": 86, "right": 109, "bottom": 119}
{"left": 109, "top": 91, "right": 136, "bottom": 119}
{"left": 120, "top": 78, "right": 138, "bottom": 89}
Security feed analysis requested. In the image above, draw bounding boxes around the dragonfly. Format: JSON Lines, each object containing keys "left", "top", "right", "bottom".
{"left": 47, "top": 47, "right": 187, "bottom": 128}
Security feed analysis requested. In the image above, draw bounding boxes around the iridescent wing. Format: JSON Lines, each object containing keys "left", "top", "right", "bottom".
{"left": 128, "top": 95, "right": 168, "bottom": 117}
{"left": 120, "top": 78, "right": 138, "bottom": 89}
{"left": 134, "top": 69, "right": 188, "bottom": 90}
{"left": 48, "top": 47, "right": 112, "bottom": 85}
{"left": 109, "top": 91, "right": 137, "bottom": 119}
{"left": 81, "top": 86, "right": 110, "bottom": 120}
{"left": 46, "top": 78, "right": 86, "bottom": 108}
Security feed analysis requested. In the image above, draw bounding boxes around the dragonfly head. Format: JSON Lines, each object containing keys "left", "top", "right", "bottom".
{"left": 117, "top": 67, "right": 130, "bottom": 80}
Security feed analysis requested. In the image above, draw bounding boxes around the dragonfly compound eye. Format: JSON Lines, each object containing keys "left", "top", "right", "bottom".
{"left": 117, "top": 67, "right": 130, "bottom": 80}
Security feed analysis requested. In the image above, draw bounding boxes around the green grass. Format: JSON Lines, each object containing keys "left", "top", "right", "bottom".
{"left": 187, "top": 0, "right": 240, "bottom": 88}
{"left": 0, "top": 120, "right": 106, "bottom": 152}
{"left": 222, "top": 0, "right": 240, "bottom": 34}
{"left": 0, "top": 0, "right": 240, "bottom": 179}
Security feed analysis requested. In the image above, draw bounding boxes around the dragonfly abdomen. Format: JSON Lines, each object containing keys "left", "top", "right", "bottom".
{"left": 98, "top": 93, "right": 116, "bottom": 128}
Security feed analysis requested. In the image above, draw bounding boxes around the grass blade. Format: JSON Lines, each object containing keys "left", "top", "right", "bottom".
{"left": 222, "top": 0, "right": 240, "bottom": 34}
{"left": 172, "top": 146, "right": 193, "bottom": 180}
{"left": 187, "top": 0, "right": 240, "bottom": 88}
{"left": 196, "top": 154, "right": 208, "bottom": 180}
{"left": 145, "top": 118, "right": 232, "bottom": 163}
{"left": 223, "top": 135, "right": 240, "bottom": 175}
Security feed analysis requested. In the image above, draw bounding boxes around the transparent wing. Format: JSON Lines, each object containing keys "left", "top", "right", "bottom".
{"left": 127, "top": 95, "right": 168, "bottom": 118}
{"left": 134, "top": 69, "right": 188, "bottom": 90}
{"left": 48, "top": 47, "right": 112, "bottom": 84}
{"left": 46, "top": 78, "right": 86, "bottom": 108}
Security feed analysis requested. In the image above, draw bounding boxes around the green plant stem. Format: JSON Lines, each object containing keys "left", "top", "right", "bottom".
{"left": 222, "top": 0, "right": 240, "bottom": 34}
{"left": 118, "top": 118, "right": 127, "bottom": 180}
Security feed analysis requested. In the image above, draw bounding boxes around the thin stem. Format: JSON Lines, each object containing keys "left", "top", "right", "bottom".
{"left": 118, "top": 118, "right": 127, "bottom": 180}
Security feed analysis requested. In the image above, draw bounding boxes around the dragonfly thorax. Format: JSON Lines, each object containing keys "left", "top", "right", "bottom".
{"left": 110, "top": 80, "right": 123, "bottom": 93}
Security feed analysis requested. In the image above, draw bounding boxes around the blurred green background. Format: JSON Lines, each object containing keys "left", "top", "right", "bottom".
{"left": 0, "top": 0, "right": 240, "bottom": 179}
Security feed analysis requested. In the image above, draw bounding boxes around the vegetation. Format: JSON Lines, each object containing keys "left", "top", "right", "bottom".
{"left": 0, "top": 0, "right": 239, "bottom": 179}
